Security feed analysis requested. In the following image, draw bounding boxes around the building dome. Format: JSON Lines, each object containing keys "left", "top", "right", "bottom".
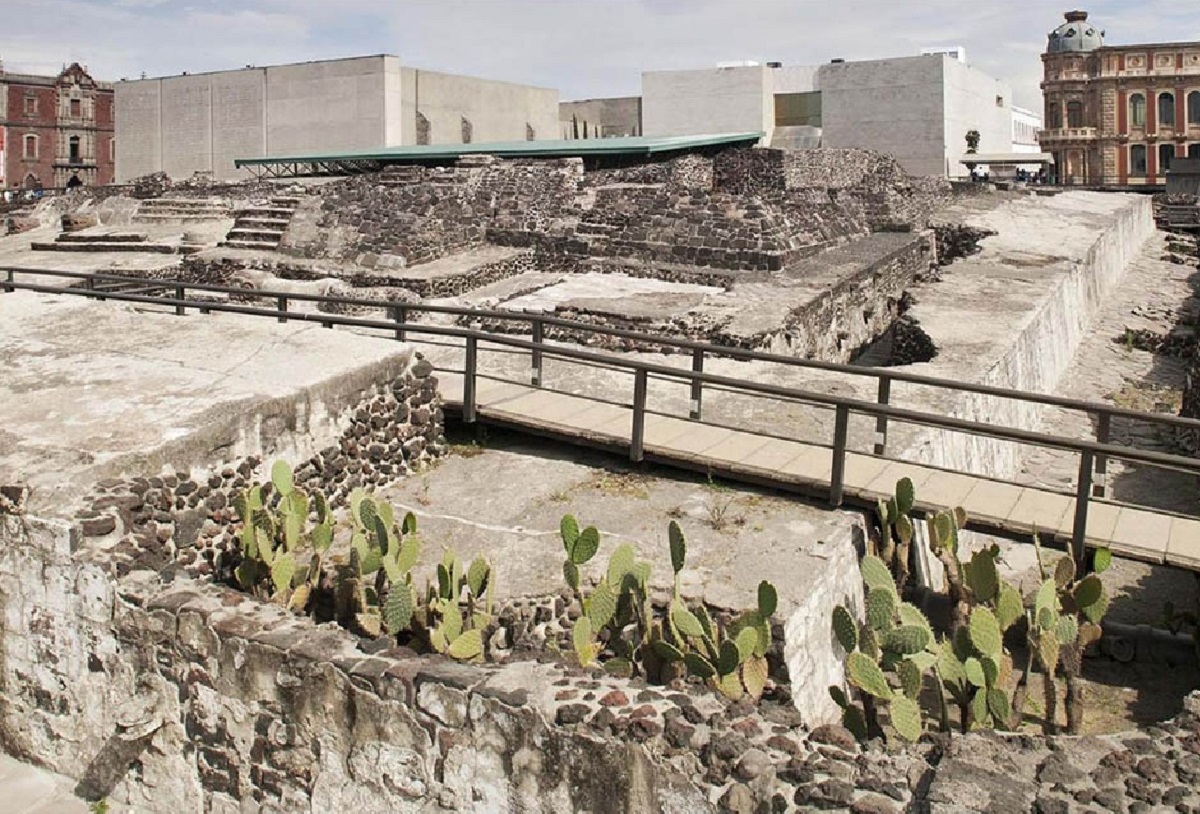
{"left": 1047, "top": 10, "right": 1104, "bottom": 54}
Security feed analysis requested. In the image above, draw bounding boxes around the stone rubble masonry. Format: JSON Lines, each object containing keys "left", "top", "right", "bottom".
{"left": 3, "top": 508, "right": 1200, "bottom": 813}
{"left": 69, "top": 358, "right": 446, "bottom": 582}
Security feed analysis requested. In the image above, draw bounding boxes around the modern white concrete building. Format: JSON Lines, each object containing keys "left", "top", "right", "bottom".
{"left": 639, "top": 54, "right": 1023, "bottom": 178}
{"left": 115, "top": 56, "right": 559, "bottom": 181}
{"left": 1012, "top": 105, "right": 1044, "bottom": 154}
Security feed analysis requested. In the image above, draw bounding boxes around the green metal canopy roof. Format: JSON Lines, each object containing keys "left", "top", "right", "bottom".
{"left": 234, "top": 132, "right": 764, "bottom": 177}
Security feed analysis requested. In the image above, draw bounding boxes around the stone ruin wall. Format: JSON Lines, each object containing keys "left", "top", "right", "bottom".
{"left": 4, "top": 456, "right": 1200, "bottom": 813}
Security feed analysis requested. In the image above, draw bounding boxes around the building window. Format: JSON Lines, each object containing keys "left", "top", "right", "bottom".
{"left": 1130, "top": 144, "right": 1147, "bottom": 176}
{"left": 70, "top": 98, "right": 81, "bottom": 118}
{"left": 1190, "top": 143, "right": 1200, "bottom": 159}
{"left": 1160, "top": 143, "right": 1176, "bottom": 172}
{"left": 1067, "top": 100, "right": 1084, "bottom": 128}
{"left": 24, "top": 95, "right": 37, "bottom": 115}
{"left": 23, "top": 134, "right": 38, "bottom": 160}
{"left": 1048, "top": 102, "right": 1061, "bottom": 128}
{"left": 110, "top": 139, "right": 115, "bottom": 162}
{"left": 1189, "top": 91, "right": 1200, "bottom": 125}
{"left": 1130, "top": 93, "right": 1146, "bottom": 127}
{"left": 1159, "top": 92, "right": 1176, "bottom": 127}
{"left": 69, "top": 136, "right": 81, "bottom": 164}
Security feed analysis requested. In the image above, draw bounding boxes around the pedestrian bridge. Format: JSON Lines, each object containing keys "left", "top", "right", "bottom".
{"left": 6, "top": 266, "right": 1200, "bottom": 572}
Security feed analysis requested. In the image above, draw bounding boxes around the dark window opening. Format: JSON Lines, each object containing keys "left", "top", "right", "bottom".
{"left": 1130, "top": 144, "right": 1147, "bottom": 176}
{"left": 1159, "top": 92, "right": 1176, "bottom": 128}
{"left": 1048, "top": 102, "right": 1061, "bottom": 128}
{"left": 1159, "top": 143, "right": 1175, "bottom": 173}
{"left": 1067, "top": 100, "right": 1084, "bottom": 128}
{"left": 1189, "top": 143, "right": 1200, "bottom": 159}
{"left": 23, "top": 134, "right": 37, "bottom": 160}
{"left": 1189, "top": 91, "right": 1200, "bottom": 125}
{"left": 69, "top": 136, "right": 81, "bottom": 164}
{"left": 1130, "top": 93, "right": 1146, "bottom": 127}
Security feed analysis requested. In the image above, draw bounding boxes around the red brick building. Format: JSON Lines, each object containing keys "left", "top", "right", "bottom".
{"left": 1040, "top": 10, "right": 1200, "bottom": 187}
{"left": 1, "top": 62, "right": 115, "bottom": 191}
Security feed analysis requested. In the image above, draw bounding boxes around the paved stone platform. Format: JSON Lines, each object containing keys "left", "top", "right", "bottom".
{"left": 0, "top": 292, "right": 417, "bottom": 516}
{"left": 0, "top": 754, "right": 89, "bottom": 813}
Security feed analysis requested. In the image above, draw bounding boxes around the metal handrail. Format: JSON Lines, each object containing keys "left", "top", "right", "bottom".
{"left": 7, "top": 265, "right": 1200, "bottom": 436}
{"left": 6, "top": 268, "right": 1200, "bottom": 567}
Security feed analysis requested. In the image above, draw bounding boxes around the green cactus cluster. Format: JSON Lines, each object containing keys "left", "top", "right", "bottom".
{"left": 874, "top": 477, "right": 917, "bottom": 591}
{"left": 415, "top": 549, "right": 493, "bottom": 662}
{"left": 232, "top": 460, "right": 332, "bottom": 611}
{"left": 832, "top": 478, "right": 1114, "bottom": 742}
{"left": 562, "top": 516, "right": 778, "bottom": 701}
{"left": 829, "top": 553, "right": 935, "bottom": 742}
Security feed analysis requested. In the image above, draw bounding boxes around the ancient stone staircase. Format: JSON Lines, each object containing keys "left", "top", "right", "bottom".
{"left": 219, "top": 196, "right": 302, "bottom": 250}
{"left": 132, "top": 197, "right": 232, "bottom": 223}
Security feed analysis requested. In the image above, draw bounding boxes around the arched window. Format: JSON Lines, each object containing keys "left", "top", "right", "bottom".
{"left": 1130, "top": 93, "right": 1146, "bottom": 128}
{"left": 1159, "top": 92, "right": 1176, "bottom": 127}
{"left": 1189, "top": 91, "right": 1200, "bottom": 125}
{"left": 1048, "top": 102, "right": 1061, "bottom": 128}
{"left": 1066, "top": 100, "right": 1084, "bottom": 128}
{"left": 68, "top": 136, "right": 81, "bottom": 164}
{"left": 1159, "top": 143, "right": 1176, "bottom": 172}
{"left": 1130, "top": 144, "right": 1147, "bottom": 176}
{"left": 22, "top": 134, "right": 38, "bottom": 159}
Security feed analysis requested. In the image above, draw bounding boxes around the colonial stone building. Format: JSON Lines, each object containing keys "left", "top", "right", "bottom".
{"left": 0, "top": 62, "right": 115, "bottom": 190}
{"left": 1041, "top": 10, "right": 1200, "bottom": 187}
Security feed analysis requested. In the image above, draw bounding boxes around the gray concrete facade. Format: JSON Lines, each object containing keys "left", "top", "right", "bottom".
{"left": 819, "top": 55, "right": 1012, "bottom": 178}
{"left": 642, "top": 65, "right": 775, "bottom": 140}
{"left": 116, "top": 56, "right": 558, "bottom": 182}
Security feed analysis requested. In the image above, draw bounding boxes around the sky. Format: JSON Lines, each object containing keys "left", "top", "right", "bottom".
{"left": 1, "top": 0, "right": 1197, "bottom": 112}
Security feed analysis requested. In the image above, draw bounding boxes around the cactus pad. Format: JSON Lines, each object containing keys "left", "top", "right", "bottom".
{"left": 995, "top": 583, "right": 1024, "bottom": 632}
{"left": 966, "top": 550, "right": 999, "bottom": 604}
{"left": 895, "top": 478, "right": 915, "bottom": 516}
{"left": 897, "top": 658, "right": 922, "bottom": 699}
{"left": 447, "top": 629, "right": 484, "bottom": 662}
{"left": 741, "top": 654, "right": 768, "bottom": 701}
{"left": 1074, "top": 575, "right": 1108, "bottom": 623}
{"left": 589, "top": 581, "right": 619, "bottom": 630}
{"left": 1053, "top": 555, "right": 1076, "bottom": 588}
{"left": 884, "top": 625, "right": 932, "bottom": 655}
{"left": 669, "top": 521, "right": 686, "bottom": 575}
{"left": 860, "top": 554, "right": 896, "bottom": 596}
{"left": 889, "top": 695, "right": 922, "bottom": 741}
{"left": 866, "top": 589, "right": 896, "bottom": 631}
{"left": 384, "top": 583, "right": 414, "bottom": 635}
{"left": 969, "top": 607, "right": 1003, "bottom": 658}
{"left": 757, "top": 581, "right": 777, "bottom": 617}
{"left": 1093, "top": 547, "right": 1113, "bottom": 573}
{"left": 848, "top": 652, "right": 893, "bottom": 700}
{"left": 832, "top": 605, "right": 858, "bottom": 653}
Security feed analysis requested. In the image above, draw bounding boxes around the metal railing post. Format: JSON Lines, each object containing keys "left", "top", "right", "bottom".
{"left": 1071, "top": 450, "right": 1095, "bottom": 571}
{"left": 830, "top": 405, "right": 851, "bottom": 507}
{"left": 873, "top": 376, "right": 892, "bottom": 456}
{"left": 1093, "top": 413, "right": 1110, "bottom": 498}
{"left": 463, "top": 335, "right": 478, "bottom": 424}
{"left": 174, "top": 286, "right": 185, "bottom": 316}
{"left": 391, "top": 305, "right": 406, "bottom": 341}
{"left": 2, "top": 269, "right": 13, "bottom": 293}
{"left": 631, "top": 368, "right": 648, "bottom": 463}
{"left": 531, "top": 320, "right": 544, "bottom": 386}
{"left": 690, "top": 348, "right": 704, "bottom": 420}
{"left": 277, "top": 296, "right": 288, "bottom": 323}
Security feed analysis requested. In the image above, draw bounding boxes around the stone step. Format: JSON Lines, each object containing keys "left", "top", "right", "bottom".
{"left": 226, "top": 229, "right": 283, "bottom": 242}
{"left": 219, "top": 239, "right": 278, "bottom": 250}
{"left": 56, "top": 232, "right": 148, "bottom": 243}
{"left": 232, "top": 217, "right": 290, "bottom": 229}
{"left": 239, "top": 207, "right": 293, "bottom": 218}
{"left": 269, "top": 197, "right": 302, "bottom": 207}
{"left": 132, "top": 213, "right": 230, "bottom": 222}
{"left": 32, "top": 241, "right": 202, "bottom": 255}
{"left": 138, "top": 201, "right": 230, "bottom": 212}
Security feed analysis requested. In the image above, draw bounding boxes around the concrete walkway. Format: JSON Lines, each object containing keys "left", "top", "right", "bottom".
{"left": 439, "top": 372, "right": 1200, "bottom": 570}
{"left": 0, "top": 754, "right": 89, "bottom": 813}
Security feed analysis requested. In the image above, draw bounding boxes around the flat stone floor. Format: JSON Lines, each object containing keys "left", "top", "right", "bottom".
{"left": 0, "top": 754, "right": 88, "bottom": 813}
{"left": 0, "top": 292, "right": 415, "bottom": 515}
{"left": 376, "top": 429, "right": 861, "bottom": 618}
